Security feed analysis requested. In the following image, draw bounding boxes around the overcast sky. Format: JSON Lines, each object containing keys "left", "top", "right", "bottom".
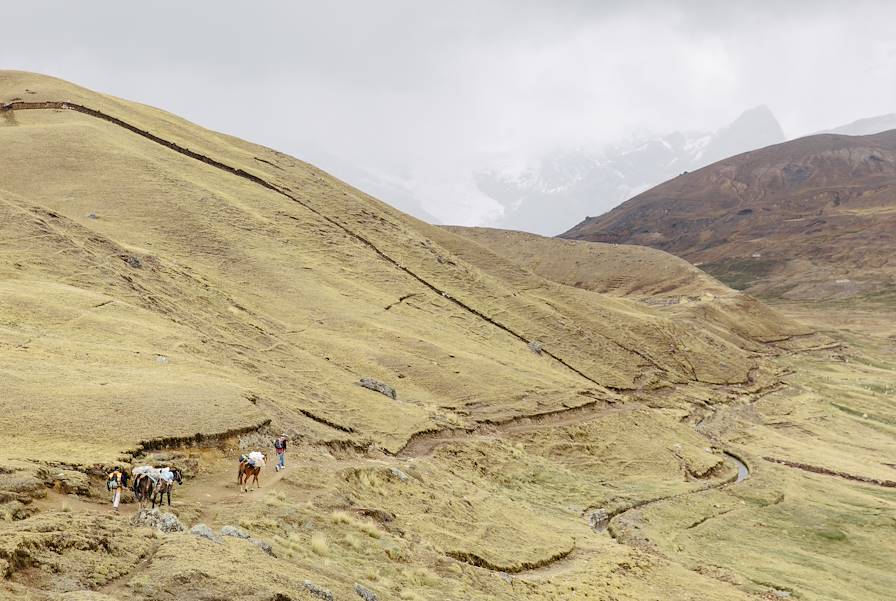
{"left": 5, "top": 1, "right": 896, "bottom": 227}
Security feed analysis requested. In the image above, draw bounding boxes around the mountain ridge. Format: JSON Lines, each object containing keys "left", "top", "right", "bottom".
{"left": 562, "top": 128, "right": 896, "bottom": 300}
{"left": 477, "top": 105, "right": 787, "bottom": 235}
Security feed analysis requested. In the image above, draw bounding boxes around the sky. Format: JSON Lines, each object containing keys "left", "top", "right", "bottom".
{"left": 4, "top": 1, "right": 896, "bottom": 228}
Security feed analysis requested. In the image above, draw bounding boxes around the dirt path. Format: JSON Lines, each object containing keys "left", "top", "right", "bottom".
{"left": 184, "top": 454, "right": 291, "bottom": 524}
{"left": 33, "top": 453, "right": 295, "bottom": 524}
{"left": 601, "top": 451, "right": 751, "bottom": 545}
{"left": 397, "top": 400, "right": 638, "bottom": 458}
{"left": 514, "top": 452, "right": 753, "bottom": 582}
{"left": 30, "top": 396, "right": 750, "bottom": 584}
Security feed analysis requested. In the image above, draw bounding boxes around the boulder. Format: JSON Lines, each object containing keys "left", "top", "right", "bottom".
{"left": 354, "top": 584, "right": 378, "bottom": 601}
{"left": 389, "top": 468, "right": 410, "bottom": 482}
{"left": 528, "top": 340, "right": 544, "bottom": 355}
{"left": 125, "top": 255, "right": 142, "bottom": 268}
{"left": 132, "top": 508, "right": 184, "bottom": 533}
{"left": 303, "top": 580, "right": 334, "bottom": 601}
{"left": 359, "top": 378, "right": 396, "bottom": 400}
{"left": 190, "top": 523, "right": 220, "bottom": 543}
{"left": 251, "top": 537, "right": 275, "bottom": 556}
{"left": 221, "top": 525, "right": 251, "bottom": 539}
{"left": 588, "top": 508, "right": 609, "bottom": 533}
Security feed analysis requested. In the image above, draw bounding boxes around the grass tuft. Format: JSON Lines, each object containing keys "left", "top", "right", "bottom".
{"left": 311, "top": 532, "right": 329, "bottom": 556}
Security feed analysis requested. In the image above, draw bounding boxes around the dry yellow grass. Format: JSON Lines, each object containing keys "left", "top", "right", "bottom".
{"left": 0, "top": 73, "right": 778, "bottom": 466}
{"left": 1, "top": 71, "right": 893, "bottom": 601}
{"left": 447, "top": 226, "right": 812, "bottom": 345}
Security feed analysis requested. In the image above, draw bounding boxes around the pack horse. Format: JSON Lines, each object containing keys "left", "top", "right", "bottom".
{"left": 238, "top": 451, "right": 266, "bottom": 492}
{"left": 132, "top": 466, "right": 183, "bottom": 508}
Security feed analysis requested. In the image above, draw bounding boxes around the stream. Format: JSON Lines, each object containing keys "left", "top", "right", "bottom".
{"left": 588, "top": 450, "right": 750, "bottom": 534}
{"left": 724, "top": 452, "right": 750, "bottom": 483}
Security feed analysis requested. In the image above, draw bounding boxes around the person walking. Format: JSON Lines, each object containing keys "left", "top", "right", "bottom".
{"left": 107, "top": 466, "right": 124, "bottom": 512}
{"left": 274, "top": 434, "right": 288, "bottom": 471}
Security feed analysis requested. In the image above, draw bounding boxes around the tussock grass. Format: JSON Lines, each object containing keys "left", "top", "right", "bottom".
{"left": 310, "top": 532, "right": 329, "bottom": 556}
{"left": 343, "top": 532, "right": 364, "bottom": 551}
{"left": 330, "top": 509, "right": 382, "bottom": 538}
{"left": 330, "top": 510, "right": 353, "bottom": 525}
{"left": 357, "top": 520, "right": 382, "bottom": 539}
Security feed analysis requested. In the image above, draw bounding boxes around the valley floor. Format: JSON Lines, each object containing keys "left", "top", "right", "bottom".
{"left": 2, "top": 303, "right": 893, "bottom": 601}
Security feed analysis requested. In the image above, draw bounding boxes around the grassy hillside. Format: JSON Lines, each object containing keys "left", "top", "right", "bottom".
{"left": 0, "top": 71, "right": 786, "bottom": 463}
{"left": 1, "top": 72, "right": 893, "bottom": 601}
{"left": 562, "top": 130, "right": 896, "bottom": 301}
{"left": 446, "top": 227, "right": 810, "bottom": 346}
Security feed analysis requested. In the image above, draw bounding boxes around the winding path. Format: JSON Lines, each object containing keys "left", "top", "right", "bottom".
{"left": 396, "top": 399, "right": 635, "bottom": 458}
{"left": 587, "top": 450, "right": 751, "bottom": 536}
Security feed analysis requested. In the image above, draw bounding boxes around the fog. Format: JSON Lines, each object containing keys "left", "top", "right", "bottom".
{"left": 5, "top": 1, "right": 895, "bottom": 230}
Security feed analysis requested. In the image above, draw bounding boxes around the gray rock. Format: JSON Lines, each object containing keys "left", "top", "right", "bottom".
{"left": 251, "top": 537, "right": 275, "bottom": 556}
{"left": 132, "top": 508, "right": 184, "bottom": 533}
{"left": 221, "top": 525, "right": 251, "bottom": 539}
{"left": 125, "top": 255, "right": 142, "bottom": 268}
{"left": 359, "top": 378, "right": 396, "bottom": 400}
{"left": 389, "top": 468, "right": 410, "bottom": 482}
{"left": 304, "top": 580, "right": 334, "bottom": 601}
{"left": 354, "top": 584, "right": 378, "bottom": 601}
{"left": 528, "top": 340, "right": 544, "bottom": 355}
{"left": 588, "top": 508, "right": 610, "bottom": 533}
{"left": 156, "top": 513, "right": 184, "bottom": 533}
{"left": 190, "top": 523, "right": 220, "bottom": 543}
{"left": 772, "top": 591, "right": 792, "bottom": 599}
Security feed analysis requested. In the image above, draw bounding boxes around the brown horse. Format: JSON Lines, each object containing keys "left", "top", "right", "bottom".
{"left": 238, "top": 456, "right": 264, "bottom": 492}
{"left": 133, "top": 473, "right": 155, "bottom": 506}
{"left": 150, "top": 468, "right": 183, "bottom": 508}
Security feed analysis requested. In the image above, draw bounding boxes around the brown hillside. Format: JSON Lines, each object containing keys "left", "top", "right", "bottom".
{"left": 562, "top": 131, "right": 896, "bottom": 301}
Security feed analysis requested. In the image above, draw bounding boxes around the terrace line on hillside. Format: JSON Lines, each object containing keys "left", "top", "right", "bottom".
{"left": 1, "top": 99, "right": 613, "bottom": 390}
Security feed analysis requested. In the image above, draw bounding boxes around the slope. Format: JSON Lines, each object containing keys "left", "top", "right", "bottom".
{"left": 0, "top": 70, "right": 786, "bottom": 466}
{"left": 562, "top": 130, "right": 896, "bottom": 302}
{"left": 4, "top": 72, "right": 891, "bottom": 601}
{"left": 446, "top": 227, "right": 810, "bottom": 346}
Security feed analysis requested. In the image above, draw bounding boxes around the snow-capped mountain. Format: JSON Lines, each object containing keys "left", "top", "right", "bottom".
{"left": 476, "top": 106, "right": 786, "bottom": 235}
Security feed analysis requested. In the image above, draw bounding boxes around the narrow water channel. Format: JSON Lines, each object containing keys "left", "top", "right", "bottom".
{"left": 724, "top": 452, "right": 750, "bottom": 483}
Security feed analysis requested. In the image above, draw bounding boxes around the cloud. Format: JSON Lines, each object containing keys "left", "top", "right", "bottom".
{"left": 4, "top": 1, "right": 895, "bottom": 226}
